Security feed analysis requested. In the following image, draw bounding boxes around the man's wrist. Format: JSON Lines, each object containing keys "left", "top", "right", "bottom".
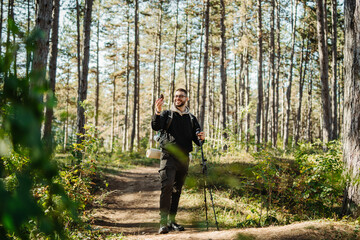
{"left": 155, "top": 110, "right": 161, "bottom": 115}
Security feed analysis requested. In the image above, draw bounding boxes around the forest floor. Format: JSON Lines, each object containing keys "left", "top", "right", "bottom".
{"left": 90, "top": 164, "right": 360, "bottom": 240}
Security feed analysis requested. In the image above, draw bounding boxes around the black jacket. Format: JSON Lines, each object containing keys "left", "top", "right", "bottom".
{"left": 151, "top": 110, "right": 202, "bottom": 153}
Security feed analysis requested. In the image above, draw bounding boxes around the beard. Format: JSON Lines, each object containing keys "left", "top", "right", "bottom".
{"left": 175, "top": 100, "right": 186, "bottom": 107}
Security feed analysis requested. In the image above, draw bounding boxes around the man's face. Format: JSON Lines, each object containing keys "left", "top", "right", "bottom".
{"left": 174, "top": 91, "right": 188, "bottom": 107}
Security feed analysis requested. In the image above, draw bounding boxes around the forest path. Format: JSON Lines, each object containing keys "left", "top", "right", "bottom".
{"left": 91, "top": 165, "right": 359, "bottom": 240}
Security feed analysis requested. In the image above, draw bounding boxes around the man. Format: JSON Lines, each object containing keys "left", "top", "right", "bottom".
{"left": 151, "top": 88, "right": 205, "bottom": 234}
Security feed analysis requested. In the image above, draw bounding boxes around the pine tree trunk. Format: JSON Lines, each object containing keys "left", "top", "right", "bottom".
{"left": 270, "top": 0, "right": 276, "bottom": 147}
{"left": 150, "top": 15, "right": 159, "bottom": 149}
{"left": 316, "top": 0, "right": 332, "bottom": 144}
{"left": 307, "top": 72, "right": 313, "bottom": 142}
{"left": 184, "top": 0, "right": 189, "bottom": 92}
{"left": 199, "top": 0, "right": 210, "bottom": 128}
{"left": 76, "top": 0, "right": 81, "bottom": 93}
{"left": 123, "top": 4, "right": 130, "bottom": 152}
{"left": 156, "top": 1, "right": 163, "bottom": 97}
{"left": 32, "top": 0, "right": 52, "bottom": 76}
{"left": 76, "top": 0, "right": 93, "bottom": 150}
{"left": 43, "top": 0, "right": 60, "bottom": 147}
{"left": 197, "top": 5, "right": 205, "bottom": 117}
{"left": 170, "top": 0, "right": 179, "bottom": 101}
{"left": 63, "top": 68, "right": 70, "bottom": 151}
{"left": 283, "top": 0, "right": 297, "bottom": 149}
{"left": 341, "top": 0, "right": 360, "bottom": 216}
{"left": 275, "top": 0, "right": 281, "bottom": 144}
{"left": 130, "top": 0, "right": 139, "bottom": 152}
{"left": 94, "top": 0, "right": 100, "bottom": 138}
{"left": 245, "top": 51, "right": 250, "bottom": 152}
{"left": 111, "top": 75, "right": 116, "bottom": 152}
{"left": 255, "top": 0, "right": 263, "bottom": 151}
{"left": 331, "top": 0, "right": 338, "bottom": 139}
{"left": 220, "top": 0, "right": 227, "bottom": 142}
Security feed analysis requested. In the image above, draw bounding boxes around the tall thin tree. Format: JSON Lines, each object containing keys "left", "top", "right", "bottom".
{"left": 199, "top": 0, "right": 210, "bottom": 128}
{"left": 220, "top": 0, "right": 228, "bottom": 143}
{"left": 43, "top": 0, "right": 60, "bottom": 147}
{"left": 283, "top": 0, "right": 298, "bottom": 149}
{"left": 255, "top": 0, "right": 263, "bottom": 151}
{"left": 76, "top": 0, "right": 94, "bottom": 153}
{"left": 130, "top": 0, "right": 139, "bottom": 152}
{"left": 316, "top": 0, "right": 332, "bottom": 144}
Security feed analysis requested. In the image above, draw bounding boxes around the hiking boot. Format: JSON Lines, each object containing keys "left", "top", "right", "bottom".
{"left": 158, "top": 225, "right": 169, "bottom": 234}
{"left": 168, "top": 222, "right": 185, "bottom": 231}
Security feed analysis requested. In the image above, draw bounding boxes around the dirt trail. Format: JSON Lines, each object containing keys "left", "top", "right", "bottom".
{"left": 91, "top": 165, "right": 360, "bottom": 240}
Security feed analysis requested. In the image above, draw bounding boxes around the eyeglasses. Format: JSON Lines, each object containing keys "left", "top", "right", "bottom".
{"left": 174, "top": 95, "right": 186, "bottom": 98}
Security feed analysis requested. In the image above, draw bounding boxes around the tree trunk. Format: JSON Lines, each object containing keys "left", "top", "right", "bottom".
{"left": 307, "top": 71, "right": 313, "bottom": 142}
{"left": 197, "top": 4, "right": 205, "bottom": 117}
{"left": 76, "top": 0, "right": 81, "bottom": 94}
{"left": 76, "top": 0, "right": 94, "bottom": 151}
{"left": 94, "top": 0, "right": 101, "bottom": 138}
{"left": 150, "top": 15, "right": 159, "bottom": 149}
{"left": 283, "top": 0, "right": 297, "bottom": 150}
{"left": 341, "top": 0, "right": 360, "bottom": 216}
{"left": 274, "top": 0, "right": 281, "bottom": 144}
{"left": 123, "top": 4, "right": 131, "bottom": 152}
{"left": 331, "top": 0, "right": 338, "bottom": 139}
{"left": 156, "top": 1, "right": 163, "bottom": 98}
{"left": 316, "top": 0, "right": 332, "bottom": 144}
{"left": 220, "top": 0, "right": 227, "bottom": 143}
{"left": 170, "top": 0, "right": 180, "bottom": 101}
{"left": 63, "top": 68, "right": 70, "bottom": 151}
{"left": 255, "top": 0, "right": 263, "bottom": 151}
{"left": 270, "top": 0, "right": 276, "bottom": 147}
{"left": 184, "top": 0, "right": 189, "bottom": 92}
{"left": 245, "top": 51, "right": 250, "bottom": 152}
{"left": 111, "top": 75, "right": 116, "bottom": 152}
{"left": 32, "top": 0, "right": 52, "bottom": 77}
{"left": 294, "top": 37, "right": 309, "bottom": 145}
{"left": 199, "top": 0, "right": 210, "bottom": 128}
{"left": 43, "top": 0, "right": 60, "bottom": 147}
{"left": 130, "top": 0, "right": 139, "bottom": 152}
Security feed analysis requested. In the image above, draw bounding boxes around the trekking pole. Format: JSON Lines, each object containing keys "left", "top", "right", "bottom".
{"left": 197, "top": 130, "right": 219, "bottom": 231}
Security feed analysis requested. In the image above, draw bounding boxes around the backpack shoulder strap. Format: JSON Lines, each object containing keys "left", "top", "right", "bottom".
{"left": 165, "top": 110, "right": 173, "bottom": 131}
{"left": 189, "top": 113, "right": 194, "bottom": 130}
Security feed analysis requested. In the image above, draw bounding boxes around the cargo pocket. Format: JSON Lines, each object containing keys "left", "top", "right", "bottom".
{"left": 159, "top": 167, "right": 168, "bottom": 183}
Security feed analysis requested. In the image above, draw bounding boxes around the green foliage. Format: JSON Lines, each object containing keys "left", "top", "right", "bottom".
{"left": 186, "top": 139, "right": 345, "bottom": 228}
{"left": 0, "top": 23, "right": 76, "bottom": 239}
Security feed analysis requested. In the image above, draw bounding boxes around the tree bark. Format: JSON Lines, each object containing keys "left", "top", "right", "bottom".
{"left": 32, "top": 0, "right": 52, "bottom": 76}
{"left": 130, "top": 0, "right": 139, "bottom": 152}
{"left": 199, "top": 0, "right": 210, "bottom": 128}
{"left": 306, "top": 71, "right": 313, "bottom": 142}
{"left": 156, "top": 1, "right": 163, "bottom": 98}
{"left": 331, "top": 0, "right": 338, "bottom": 139}
{"left": 76, "top": 0, "right": 94, "bottom": 150}
{"left": 342, "top": 0, "right": 360, "bottom": 216}
{"left": 43, "top": 0, "right": 60, "bottom": 147}
{"left": 245, "top": 51, "right": 250, "bottom": 152}
{"left": 283, "top": 0, "right": 297, "bottom": 150}
{"left": 220, "top": 0, "right": 228, "bottom": 142}
{"left": 255, "top": 0, "right": 263, "bottom": 151}
{"left": 94, "top": 0, "right": 100, "bottom": 138}
{"left": 197, "top": 4, "right": 205, "bottom": 117}
{"left": 123, "top": 4, "right": 131, "bottom": 151}
{"left": 170, "top": 0, "right": 180, "bottom": 101}
{"left": 316, "top": 0, "right": 332, "bottom": 144}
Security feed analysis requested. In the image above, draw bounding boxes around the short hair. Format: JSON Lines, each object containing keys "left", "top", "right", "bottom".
{"left": 175, "top": 88, "right": 188, "bottom": 96}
